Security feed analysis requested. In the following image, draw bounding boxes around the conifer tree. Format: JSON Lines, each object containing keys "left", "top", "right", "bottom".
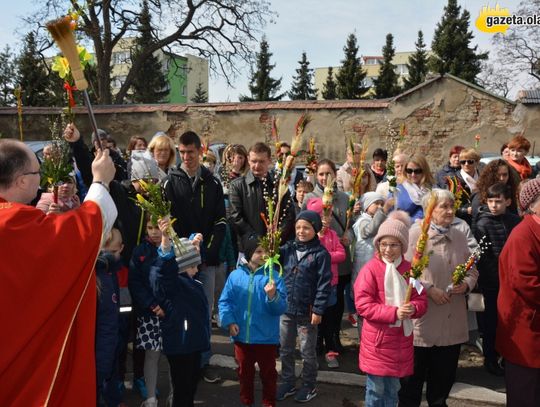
{"left": 0, "top": 46, "right": 16, "bottom": 106}
{"left": 130, "top": 0, "right": 168, "bottom": 103}
{"left": 240, "top": 37, "right": 284, "bottom": 101}
{"left": 403, "top": 30, "right": 429, "bottom": 90}
{"left": 373, "top": 33, "right": 400, "bottom": 98}
{"left": 191, "top": 82, "right": 208, "bottom": 103}
{"left": 288, "top": 52, "right": 316, "bottom": 100}
{"left": 16, "top": 32, "right": 52, "bottom": 106}
{"left": 336, "top": 33, "right": 367, "bottom": 99}
{"left": 430, "top": 0, "right": 488, "bottom": 84}
{"left": 322, "top": 67, "right": 337, "bottom": 100}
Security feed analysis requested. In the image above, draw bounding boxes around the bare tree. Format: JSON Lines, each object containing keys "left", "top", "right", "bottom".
{"left": 26, "top": 0, "right": 274, "bottom": 104}
{"left": 491, "top": 0, "right": 540, "bottom": 86}
{"left": 477, "top": 61, "right": 514, "bottom": 98}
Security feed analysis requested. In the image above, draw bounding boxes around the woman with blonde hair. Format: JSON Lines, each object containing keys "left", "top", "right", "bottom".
{"left": 454, "top": 148, "right": 482, "bottom": 225}
{"left": 148, "top": 133, "right": 176, "bottom": 180}
{"left": 395, "top": 154, "right": 434, "bottom": 221}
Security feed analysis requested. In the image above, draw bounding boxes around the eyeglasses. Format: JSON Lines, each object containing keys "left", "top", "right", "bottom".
{"left": 379, "top": 242, "right": 401, "bottom": 249}
{"left": 405, "top": 168, "right": 423, "bottom": 175}
{"left": 460, "top": 160, "right": 476, "bottom": 165}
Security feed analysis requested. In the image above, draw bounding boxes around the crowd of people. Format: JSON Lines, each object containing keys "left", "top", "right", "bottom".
{"left": 1, "top": 127, "right": 539, "bottom": 407}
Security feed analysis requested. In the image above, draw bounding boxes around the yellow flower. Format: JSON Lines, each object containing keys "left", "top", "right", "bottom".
{"left": 136, "top": 194, "right": 147, "bottom": 204}
{"left": 51, "top": 56, "right": 70, "bottom": 79}
{"left": 138, "top": 179, "right": 149, "bottom": 190}
{"left": 77, "top": 46, "right": 93, "bottom": 67}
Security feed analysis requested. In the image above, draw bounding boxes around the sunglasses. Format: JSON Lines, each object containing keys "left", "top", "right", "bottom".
{"left": 405, "top": 168, "right": 423, "bottom": 175}
{"left": 460, "top": 159, "right": 476, "bottom": 165}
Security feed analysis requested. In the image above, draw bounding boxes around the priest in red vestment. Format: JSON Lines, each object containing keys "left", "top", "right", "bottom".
{"left": 0, "top": 139, "right": 117, "bottom": 407}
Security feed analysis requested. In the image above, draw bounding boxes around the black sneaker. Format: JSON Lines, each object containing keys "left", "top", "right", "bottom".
{"left": 484, "top": 359, "right": 504, "bottom": 376}
{"left": 294, "top": 386, "right": 317, "bottom": 403}
{"left": 202, "top": 366, "right": 221, "bottom": 383}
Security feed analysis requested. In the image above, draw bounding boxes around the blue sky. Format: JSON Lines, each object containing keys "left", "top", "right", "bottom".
{"left": 0, "top": 0, "right": 523, "bottom": 101}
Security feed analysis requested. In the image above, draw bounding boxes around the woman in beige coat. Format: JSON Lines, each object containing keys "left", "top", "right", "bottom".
{"left": 398, "top": 189, "right": 478, "bottom": 407}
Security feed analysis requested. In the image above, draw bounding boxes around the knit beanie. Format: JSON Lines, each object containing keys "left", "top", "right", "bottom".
{"left": 373, "top": 210, "right": 412, "bottom": 249}
{"left": 519, "top": 178, "right": 540, "bottom": 211}
{"left": 242, "top": 234, "right": 261, "bottom": 262}
{"left": 175, "top": 238, "right": 202, "bottom": 272}
{"left": 305, "top": 197, "right": 323, "bottom": 215}
{"left": 361, "top": 192, "right": 385, "bottom": 212}
{"left": 131, "top": 150, "right": 160, "bottom": 181}
{"left": 296, "top": 210, "right": 322, "bottom": 234}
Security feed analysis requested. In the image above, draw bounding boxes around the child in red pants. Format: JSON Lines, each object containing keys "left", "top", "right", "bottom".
{"left": 219, "top": 236, "right": 287, "bottom": 407}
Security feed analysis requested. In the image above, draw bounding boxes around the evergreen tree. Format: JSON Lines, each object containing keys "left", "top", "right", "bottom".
{"left": 430, "top": 0, "right": 488, "bottom": 84}
{"left": 16, "top": 32, "right": 53, "bottom": 106}
{"left": 403, "top": 30, "right": 429, "bottom": 90}
{"left": 336, "top": 33, "right": 367, "bottom": 99}
{"left": 190, "top": 82, "right": 208, "bottom": 103}
{"left": 322, "top": 67, "right": 337, "bottom": 100}
{"left": 288, "top": 51, "right": 316, "bottom": 100}
{"left": 130, "top": 0, "right": 168, "bottom": 103}
{"left": 373, "top": 33, "right": 400, "bottom": 98}
{"left": 0, "top": 46, "right": 16, "bottom": 106}
{"left": 240, "top": 37, "right": 284, "bottom": 101}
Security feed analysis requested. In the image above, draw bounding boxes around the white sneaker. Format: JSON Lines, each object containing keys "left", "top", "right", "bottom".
{"left": 141, "top": 397, "right": 158, "bottom": 407}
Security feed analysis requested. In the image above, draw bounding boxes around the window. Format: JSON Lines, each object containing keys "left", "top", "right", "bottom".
{"left": 112, "top": 51, "right": 130, "bottom": 65}
{"left": 181, "top": 85, "right": 187, "bottom": 96}
{"left": 112, "top": 76, "right": 127, "bottom": 89}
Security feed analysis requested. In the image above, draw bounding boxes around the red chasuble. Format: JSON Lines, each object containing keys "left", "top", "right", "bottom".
{"left": 0, "top": 198, "right": 103, "bottom": 406}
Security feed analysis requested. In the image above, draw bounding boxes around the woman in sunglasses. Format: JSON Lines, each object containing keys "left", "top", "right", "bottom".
{"left": 396, "top": 154, "right": 434, "bottom": 221}
{"left": 455, "top": 148, "right": 482, "bottom": 226}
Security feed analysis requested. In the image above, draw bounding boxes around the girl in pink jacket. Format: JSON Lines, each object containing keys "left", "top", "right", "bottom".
{"left": 306, "top": 198, "right": 346, "bottom": 368}
{"left": 354, "top": 211, "right": 427, "bottom": 406}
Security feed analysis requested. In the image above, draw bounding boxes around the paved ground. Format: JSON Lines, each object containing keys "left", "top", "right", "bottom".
{"left": 121, "top": 319, "right": 506, "bottom": 406}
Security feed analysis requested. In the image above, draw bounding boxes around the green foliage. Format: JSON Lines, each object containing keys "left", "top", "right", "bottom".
{"left": 240, "top": 37, "right": 285, "bottom": 101}
{"left": 288, "top": 52, "right": 316, "bottom": 100}
{"left": 130, "top": 0, "right": 168, "bottom": 103}
{"left": 16, "top": 32, "right": 53, "bottom": 106}
{"left": 190, "top": 82, "right": 208, "bottom": 103}
{"left": 322, "top": 67, "right": 337, "bottom": 100}
{"left": 374, "top": 33, "right": 401, "bottom": 98}
{"left": 336, "top": 33, "right": 367, "bottom": 99}
{"left": 430, "top": 0, "right": 488, "bottom": 84}
{"left": 40, "top": 122, "right": 74, "bottom": 190}
{"left": 403, "top": 30, "right": 429, "bottom": 90}
{"left": 0, "top": 46, "right": 16, "bottom": 106}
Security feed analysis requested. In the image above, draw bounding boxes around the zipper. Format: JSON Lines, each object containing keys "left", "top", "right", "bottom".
{"left": 246, "top": 271, "right": 254, "bottom": 343}
{"left": 201, "top": 184, "right": 204, "bottom": 208}
{"left": 207, "top": 235, "right": 214, "bottom": 249}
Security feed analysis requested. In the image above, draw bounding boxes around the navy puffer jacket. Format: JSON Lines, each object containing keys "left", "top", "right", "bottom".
{"left": 280, "top": 238, "right": 332, "bottom": 317}
{"left": 472, "top": 207, "right": 521, "bottom": 290}
{"left": 151, "top": 252, "right": 210, "bottom": 355}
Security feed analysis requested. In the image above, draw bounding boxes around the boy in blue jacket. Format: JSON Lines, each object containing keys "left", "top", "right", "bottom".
{"left": 277, "top": 210, "right": 332, "bottom": 403}
{"left": 219, "top": 235, "right": 287, "bottom": 407}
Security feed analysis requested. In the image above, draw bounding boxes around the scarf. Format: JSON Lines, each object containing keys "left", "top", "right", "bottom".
{"left": 371, "top": 164, "right": 385, "bottom": 177}
{"left": 508, "top": 157, "right": 532, "bottom": 180}
{"left": 382, "top": 256, "right": 413, "bottom": 337}
{"left": 401, "top": 180, "right": 429, "bottom": 205}
{"left": 295, "top": 236, "right": 319, "bottom": 261}
{"left": 459, "top": 169, "right": 478, "bottom": 193}
{"left": 181, "top": 164, "right": 202, "bottom": 190}
{"left": 430, "top": 222, "right": 450, "bottom": 235}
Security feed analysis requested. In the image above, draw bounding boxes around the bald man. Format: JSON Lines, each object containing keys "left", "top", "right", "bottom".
{"left": 0, "top": 139, "right": 117, "bottom": 407}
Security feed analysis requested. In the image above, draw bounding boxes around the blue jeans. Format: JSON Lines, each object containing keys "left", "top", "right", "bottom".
{"left": 365, "top": 374, "right": 400, "bottom": 407}
{"left": 279, "top": 314, "right": 318, "bottom": 388}
{"left": 196, "top": 264, "right": 218, "bottom": 366}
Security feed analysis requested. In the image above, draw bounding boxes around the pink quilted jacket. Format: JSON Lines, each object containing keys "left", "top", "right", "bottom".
{"left": 354, "top": 255, "right": 427, "bottom": 377}
{"left": 319, "top": 228, "right": 346, "bottom": 286}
